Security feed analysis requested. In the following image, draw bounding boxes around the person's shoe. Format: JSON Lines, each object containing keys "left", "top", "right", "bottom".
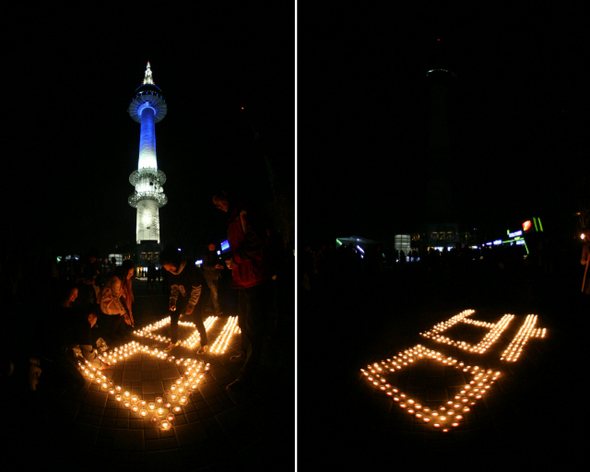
{"left": 229, "top": 353, "right": 244, "bottom": 363}
{"left": 164, "top": 341, "right": 180, "bottom": 353}
{"left": 226, "top": 378, "right": 250, "bottom": 394}
{"left": 197, "top": 344, "right": 208, "bottom": 355}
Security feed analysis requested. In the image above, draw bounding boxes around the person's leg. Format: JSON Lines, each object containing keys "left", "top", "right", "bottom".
{"left": 169, "top": 310, "right": 180, "bottom": 343}
{"left": 231, "top": 288, "right": 250, "bottom": 361}
{"left": 228, "top": 281, "right": 271, "bottom": 391}
{"left": 193, "top": 283, "right": 210, "bottom": 351}
{"left": 207, "top": 278, "right": 222, "bottom": 315}
{"left": 109, "top": 314, "right": 125, "bottom": 341}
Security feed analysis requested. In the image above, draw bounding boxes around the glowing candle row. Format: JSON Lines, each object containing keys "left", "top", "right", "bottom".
{"left": 78, "top": 343, "right": 209, "bottom": 429}
{"left": 420, "top": 311, "right": 514, "bottom": 354}
{"left": 179, "top": 317, "right": 217, "bottom": 348}
{"left": 361, "top": 344, "right": 501, "bottom": 432}
{"left": 209, "top": 316, "right": 241, "bottom": 354}
{"left": 420, "top": 310, "right": 475, "bottom": 336}
{"left": 99, "top": 340, "right": 169, "bottom": 364}
{"left": 133, "top": 316, "right": 172, "bottom": 337}
{"left": 132, "top": 316, "right": 217, "bottom": 348}
{"left": 500, "top": 314, "right": 547, "bottom": 362}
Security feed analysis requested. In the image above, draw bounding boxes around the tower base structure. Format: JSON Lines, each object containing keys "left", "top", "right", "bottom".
{"left": 135, "top": 199, "right": 162, "bottom": 245}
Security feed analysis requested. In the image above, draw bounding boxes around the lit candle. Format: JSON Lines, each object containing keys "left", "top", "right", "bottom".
{"left": 140, "top": 409, "right": 147, "bottom": 417}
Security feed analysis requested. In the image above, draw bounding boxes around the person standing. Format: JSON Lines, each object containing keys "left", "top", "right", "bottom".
{"left": 212, "top": 190, "right": 277, "bottom": 393}
{"left": 160, "top": 247, "right": 209, "bottom": 354}
{"left": 202, "top": 242, "right": 224, "bottom": 316}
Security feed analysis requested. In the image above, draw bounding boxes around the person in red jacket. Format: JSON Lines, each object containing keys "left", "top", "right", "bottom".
{"left": 213, "top": 190, "right": 276, "bottom": 393}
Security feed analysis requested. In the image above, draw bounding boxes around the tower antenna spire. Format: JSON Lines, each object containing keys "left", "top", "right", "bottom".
{"left": 143, "top": 61, "right": 155, "bottom": 85}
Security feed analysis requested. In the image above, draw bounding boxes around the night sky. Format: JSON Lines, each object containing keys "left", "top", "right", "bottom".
{"left": 2, "top": 4, "right": 588, "bottom": 260}
{"left": 3, "top": 4, "right": 294, "bottom": 258}
{"left": 298, "top": 3, "right": 588, "bottom": 246}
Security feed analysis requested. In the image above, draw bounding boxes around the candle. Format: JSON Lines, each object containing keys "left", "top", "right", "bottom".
{"left": 140, "top": 409, "right": 147, "bottom": 417}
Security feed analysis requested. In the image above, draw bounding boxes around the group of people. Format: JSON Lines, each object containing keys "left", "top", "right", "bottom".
{"left": 147, "top": 190, "right": 284, "bottom": 393}
{"left": 1, "top": 188, "right": 285, "bottom": 400}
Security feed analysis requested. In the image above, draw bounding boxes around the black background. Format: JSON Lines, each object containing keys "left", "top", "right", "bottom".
{"left": 3, "top": 4, "right": 294, "bottom": 257}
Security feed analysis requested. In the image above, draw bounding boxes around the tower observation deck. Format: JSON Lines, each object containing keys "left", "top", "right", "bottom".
{"left": 128, "top": 62, "right": 168, "bottom": 244}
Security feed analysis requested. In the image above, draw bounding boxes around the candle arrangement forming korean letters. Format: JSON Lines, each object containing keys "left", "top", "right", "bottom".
{"left": 362, "top": 310, "right": 548, "bottom": 433}
{"left": 500, "top": 314, "right": 547, "bottom": 362}
{"left": 361, "top": 344, "right": 500, "bottom": 433}
{"left": 419, "top": 309, "right": 515, "bottom": 354}
{"left": 78, "top": 341, "right": 210, "bottom": 430}
{"left": 132, "top": 315, "right": 241, "bottom": 352}
{"left": 133, "top": 316, "right": 218, "bottom": 348}
{"left": 209, "top": 316, "right": 241, "bottom": 354}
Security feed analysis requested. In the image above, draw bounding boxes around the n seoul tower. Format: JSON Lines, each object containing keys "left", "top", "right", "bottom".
{"left": 128, "top": 62, "right": 168, "bottom": 245}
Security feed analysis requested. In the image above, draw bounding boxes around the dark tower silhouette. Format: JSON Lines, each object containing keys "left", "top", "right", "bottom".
{"left": 424, "top": 67, "right": 457, "bottom": 224}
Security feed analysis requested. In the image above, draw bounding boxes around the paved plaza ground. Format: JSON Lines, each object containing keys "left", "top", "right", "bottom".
{"left": 5, "top": 278, "right": 295, "bottom": 472}
{"left": 4, "top": 259, "right": 588, "bottom": 471}
{"left": 298, "top": 262, "right": 588, "bottom": 470}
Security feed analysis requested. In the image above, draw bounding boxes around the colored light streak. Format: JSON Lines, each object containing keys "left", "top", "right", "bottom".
{"left": 361, "top": 344, "right": 500, "bottom": 432}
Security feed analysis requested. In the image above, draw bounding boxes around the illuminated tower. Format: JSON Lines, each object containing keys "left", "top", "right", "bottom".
{"left": 128, "top": 62, "right": 168, "bottom": 244}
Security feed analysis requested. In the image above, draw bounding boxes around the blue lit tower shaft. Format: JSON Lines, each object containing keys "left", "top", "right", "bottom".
{"left": 128, "top": 62, "right": 168, "bottom": 244}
